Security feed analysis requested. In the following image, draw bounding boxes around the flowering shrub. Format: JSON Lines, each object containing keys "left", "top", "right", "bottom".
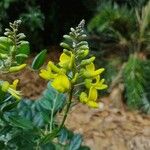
{"left": 0, "top": 20, "right": 107, "bottom": 149}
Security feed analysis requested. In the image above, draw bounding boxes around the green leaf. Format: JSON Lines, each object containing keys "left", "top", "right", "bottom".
{"left": 9, "top": 115, "right": 34, "bottom": 130}
{"left": 2, "top": 101, "right": 19, "bottom": 112}
{"left": 124, "top": 55, "right": 144, "bottom": 109}
{"left": 17, "top": 41, "right": 30, "bottom": 55}
{"left": 78, "top": 146, "right": 90, "bottom": 150}
{"left": 59, "top": 128, "right": 68, "bottom": 143}
{"left": 17, "top": 99, "right": 47, "bottom": 127}
{"left": 0, "top": 37, "right": 13, "bottom": 53}
{"left": 40, "top": 142, "right": 56, "bottom": 150}
{"left": 0, "top": 90, "right": 5, "bottom": 102}
{"left": 31, "top": 49, "right": 47, "bottom": 70}
{"left": 68, "top": 134, "right": 82, "bottom": 150}
{"left": 38, "top": 83, "right": 66, "bottom": 112}
{"left": 40, "top": 129, "right": 58, "bottom": 145}
{"left": 16, "top": 41, "right": 30, "bottom": 63}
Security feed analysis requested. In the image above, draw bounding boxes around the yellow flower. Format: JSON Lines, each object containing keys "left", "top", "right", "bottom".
{"left": 59, "top": 52, "right": 74, "bottom": 70}
{"left": 85, "top": 75, "right": 108, "bottom": 90}
{"left": 1, "top": 79, "right": 21, "bottom": 100}
{"left": 80, "top": 76, "right": 107, "bottom": 108}
{"left": 82, "top": 63, "right": 105, "bottom": 78}
{"left": 51, "top": 74, "right": 71, "bottom": 93}
{"left": 39, "top": 61, "right": 66, "bottom": 80}
{"left": 39, "top": 61, "right": 71, "bottom": 93}
{"left": 80, "top": 87, "right": 98, "bottom": 108}
{"left": 39, "top": 62, "right": 57, "bottom": 80}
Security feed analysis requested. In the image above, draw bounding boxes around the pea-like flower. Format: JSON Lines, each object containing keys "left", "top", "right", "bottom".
{"left": 80, "top": 87, "right": 99, "bottom": 108}
{"left": 80, "top": 76, "right": 107, "bottom": 108}
{"left": 39, "top": 61, "right": 57, "bottom": 80}
{"left": 51, "top": 74, "right": 71, "bottom": 93}
{"left": 1, "top": 79, "right": 21, "bottom": 100}
{"left": 59, "top": 52, "right": 74, "bottom": 70}
{"left": 39, "top": 61, "right": 71, "bottom": 93}
{"left": 85, "top": 76, "right": 108, "bottom": 90}
{"left": 82, "top": 63, "right": 105, "bottom": 78}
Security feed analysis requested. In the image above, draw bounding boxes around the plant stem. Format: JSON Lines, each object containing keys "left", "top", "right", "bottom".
{"left": 58, "top": 85, "right": 74, "bottom": 132}
{"left": 50, "top": 92, "right": 58, "bottom": 133}
{"left": 74, "top": 82, "right": 85, "bottom": 87}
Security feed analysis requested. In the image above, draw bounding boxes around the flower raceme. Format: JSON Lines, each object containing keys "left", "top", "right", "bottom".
{"left": 39, "top": 21, "right": 107, "bottom": 108}
{"left": 1, "top": 79, "right": 21, "bottom": 100}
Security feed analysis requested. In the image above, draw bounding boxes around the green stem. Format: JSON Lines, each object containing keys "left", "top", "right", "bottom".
{"left": 58, "top": 85, "right": 74, "bottom": 132}
{"left": 50, "top": 92, "right": 58, "bottom": 133}
{"left": 74, "top": 82, "right": 85, "bottom": 87}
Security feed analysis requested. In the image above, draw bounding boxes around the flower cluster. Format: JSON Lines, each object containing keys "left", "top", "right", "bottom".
{"left": 0, "top": 20, "right": 29, "bottom": 100}
{"left": 0, "top": 79, "right": 21, "bottom": 100}
{"left": 40, "top": 20, "right": 107, "bottom": 108}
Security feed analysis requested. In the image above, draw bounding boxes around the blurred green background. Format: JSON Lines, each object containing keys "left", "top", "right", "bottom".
{"left": 0, "top": 0, "right": 147, "bottom": 50}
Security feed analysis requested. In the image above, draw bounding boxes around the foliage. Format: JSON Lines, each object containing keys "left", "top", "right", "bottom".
{"left": 88, "top": 0, "right": 150, "bottom": 112}
{"left": 141, "top": 60, "right": 150, "bottom": 114}
{"left": 0, "top": 20, "right": 107, "bottom": 149}
{"left": 88, "top": 1, "right": 136, "bottom": 40}
{"left": 20, "top": 6, "right": 45, "bottom": 32}
{"left": 88, "top": 0, "right": 150, "bottom": 51}
{"left": 40, "top": 20, "right": 107, "bottom": 108}
{"left": 0, "top": 0, "right": 45, "bottom": 49}
{"left": 31, "top": 49, "right": 47, "bottom": 70}
{"left": 126, "top": 0, "right": 148, "bottom": 8}
{"left": 123, "top": 54, "right": 145, "bottom": 109}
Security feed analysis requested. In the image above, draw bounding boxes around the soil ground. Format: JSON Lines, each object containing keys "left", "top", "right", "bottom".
{"left": 1, "top": 50, "right": 150, "bottom": 150}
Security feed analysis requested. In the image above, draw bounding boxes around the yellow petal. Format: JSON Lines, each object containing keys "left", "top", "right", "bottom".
{"left": 83, "top": 67, "right": 105, "bottom": 78}
{"left": 79, "top": 92, "right": 88, "bottom": 103}
{"left": 1, "top": 80, "right": 21, "bottom": 100}
{"left": 88, "top": 87, "right": 97, "bottom": 101}
{"left": 11, "top": 79, "right": 19, "bottom": 89}
{"left": 85, "top": 79, "right": 92, "bottom": 88}
{"left": 71, "top": 73, "right": 79, "bottom": 83}
{"left": 39, "top": 69, "right": 56, "bottom": 80}
{"left": 87, "top": 101, "right": 99, "bottom": 108}
{"left": 86, "top": 63, "right": 95, "bottom": 71}
{"left": 1, "top": 81, "right": 10, "bottom": 92}
{"left": 51, "top": 74, "right": 70, "bottom": 93}
{"left": 59, "top": 52, "right": 74, "bottom": 70}
{"left": 8, "top": 88, "right": 21, "bottom": 100}
{"left": 96, "top": 79, "right": 108, "bottom": 90}
{"left": 59, "top": 53, "right": 70, "bottom": 63}
{"left": 97, "top": 84, "right": 108, "bottom": 90}
{"left": 48, "top": 61, "right": 62, "bottom": 73}
{"left": 59, "top": 53, "right": 70, "bottom": 69}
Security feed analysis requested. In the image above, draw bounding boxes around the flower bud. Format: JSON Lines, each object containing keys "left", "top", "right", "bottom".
{"left": 71, "top": 73, "right": 79, "bottom": 83}
{"left": 63, "top": 35, "right": 72, "bottom": 41}
{"left": 60, "top": 42, "right": 71, "bottom": 50}
{"left": 9, "top": 64, "right": 27, "bottom": 73}
{"left": 81, "top": 57, "right": 95, "bottom": 66}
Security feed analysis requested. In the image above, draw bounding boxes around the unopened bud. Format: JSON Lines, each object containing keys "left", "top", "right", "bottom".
{"left": 81, "top": 56, "right": 95, "bottom": 66}
{"left": 60, "top": 42, "right": 71, "bottom": 50}
{"left": 9, "top": 64, "right": 27, "bottom": 73}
